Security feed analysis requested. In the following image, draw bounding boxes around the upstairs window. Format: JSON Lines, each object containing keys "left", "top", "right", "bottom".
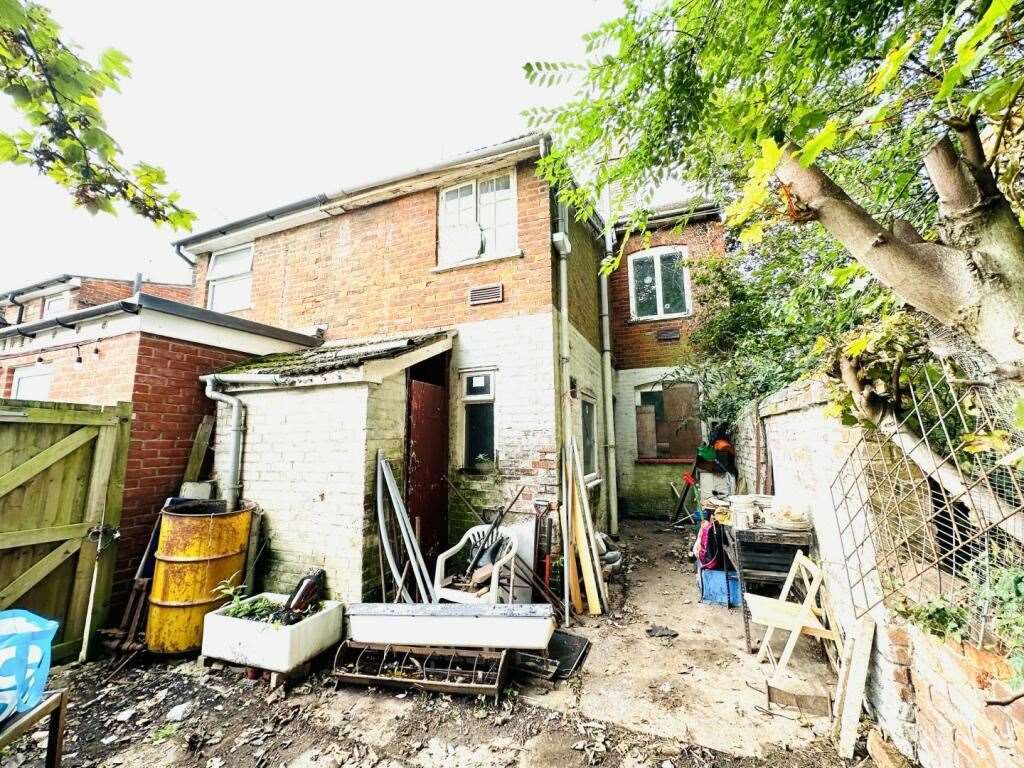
{"left": 462, "top": 370, "right": 495, "bottom": 471}
{"left": 206, "top": 245, "right": 253, "bottom": 313}
{"left": 42, "top": 294, "right": 70, "bottom": 318}
{"left": 628, "top": 246, "right": 691, "bottom": 320}
{"left": 438, "top": 171, "right": 516, "bottom": 267}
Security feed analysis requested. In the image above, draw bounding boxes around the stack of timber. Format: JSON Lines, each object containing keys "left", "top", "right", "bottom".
{"left": 562, "top": 437, "right": 608, "bottom": 619}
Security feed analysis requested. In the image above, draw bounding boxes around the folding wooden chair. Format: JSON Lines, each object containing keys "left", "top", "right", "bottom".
{"left": 744, "top": 550, "right": 838, "bottom": 682}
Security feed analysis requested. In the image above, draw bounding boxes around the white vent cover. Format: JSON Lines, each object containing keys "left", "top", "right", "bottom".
{"left": 469, "top": 283, "right": 504, "bottom": 306}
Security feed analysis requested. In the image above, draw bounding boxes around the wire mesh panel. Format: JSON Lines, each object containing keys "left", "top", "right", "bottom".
{"left": 831, "top": 318, "right": 1024, "bottom": 654}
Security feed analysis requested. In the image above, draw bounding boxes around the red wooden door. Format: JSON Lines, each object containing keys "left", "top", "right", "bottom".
{"left": 407, "top": 380, "right": 448, "bottom": 560}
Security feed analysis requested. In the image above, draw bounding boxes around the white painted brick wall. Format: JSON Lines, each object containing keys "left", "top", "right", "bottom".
{"left": 612, "top": 366, "right": 674, "bottom": 494}
{"left": 737, "top": 380, "right": 916, "bottom": 755}
{"left": 565, "top": 320, "right": 609, "bottom": 527}
{"left": 449, "top": 312, "right": 560, "bottom": 516}
{"left": 213, "top": 383, "right": 371, "bottom": 602}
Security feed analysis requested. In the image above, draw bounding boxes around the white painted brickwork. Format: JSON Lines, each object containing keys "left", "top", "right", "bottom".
{"left": 213, "top": 383, "right": 372, "bottom": 602}
{"left": 449, "top": 312, "right": 560, "bottom": 514}
{"left": 565, "top": 320, "right": 608, "bottom": 526}
{"left": 737, "top": 378, "right": 916, "bottom": 754}
{"left": 612, "top": 366, "right": 674, "bottom": 495}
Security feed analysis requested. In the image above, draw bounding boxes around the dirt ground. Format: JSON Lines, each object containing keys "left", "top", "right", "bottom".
{"left": 3, "top": 521, "right": 853, "bottom": 768}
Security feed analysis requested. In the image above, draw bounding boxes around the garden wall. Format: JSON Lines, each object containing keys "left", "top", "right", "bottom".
{"left": 735, "top": 378, "right": 1023, "bottom": 766}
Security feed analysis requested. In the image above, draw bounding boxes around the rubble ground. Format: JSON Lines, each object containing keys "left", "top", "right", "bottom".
{"left": 3, "top": 520, "right": 848, "bottom": 768}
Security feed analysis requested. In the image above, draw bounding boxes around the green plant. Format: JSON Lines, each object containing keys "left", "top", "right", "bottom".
{"left": 897, "top": 598, "right": 970, "bottom": 641}
{"left": 223, "top": 596, "right": 278, "bottom": 622}
{"left": 151, "top": 723, "right": 178, "bottom": 744}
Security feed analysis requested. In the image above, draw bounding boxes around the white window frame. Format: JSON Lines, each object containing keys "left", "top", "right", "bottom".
{"left": 580, "top": 393, "right": 599, "bottom": 482}
{"left": 627, "top": 245, "right": 692, "bottom": 321}
{"left": 459, "top": 367, "right": 498, "bottom": 470}
{"left": 42, "top": 293, "right": 70, "bottom": 319}
{"left": 206, "top": 243, "right": 254, "bottom": 313}
{"left": 12, "top": 363, "right": 53, "bottom": 401}
{"left": 438, "top": 169, "right": 518, "bottom": 267}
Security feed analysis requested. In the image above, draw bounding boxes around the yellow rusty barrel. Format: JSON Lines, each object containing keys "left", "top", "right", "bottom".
{"left": 146, "top": 502, "right": 252, "bottom": 654}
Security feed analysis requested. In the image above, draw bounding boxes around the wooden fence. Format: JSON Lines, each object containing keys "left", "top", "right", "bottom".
{"left": 0, "top": 399, "right": 131, "bottom": 662}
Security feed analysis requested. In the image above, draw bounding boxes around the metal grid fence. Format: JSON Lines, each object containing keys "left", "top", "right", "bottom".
{"left": 831, "top": 318, "right": 1024, "bottom": 653}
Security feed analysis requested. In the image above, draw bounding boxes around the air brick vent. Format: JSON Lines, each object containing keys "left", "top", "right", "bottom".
{"left": 468, "top": 283, "right": 503, "bottom": 306}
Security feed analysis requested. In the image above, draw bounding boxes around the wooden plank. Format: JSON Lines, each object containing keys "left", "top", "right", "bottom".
{"left": 571, "top": 437, "right": 607, "bottom": 612}
{"left": 838, "top": 616, "right": 876, "bottom": 758}
{"left": 0, "top": 522, "right": 90, "bottom": 550}
{"left": 572, "top": 479, "right": 602, "bottom": 615}
{"left": 0, "top": 407, "right": 118, "bottom": 426}
{"left": 182, "top": 415, "right": 215, "bottom": 484}
{"left": 636, "top": 405, "right": 657, "bottom": 458}
{"left": 0, "top": 538, "right": 82, "bottom": 609}
{"left": 0, "top": 690, "right": 65, "bottom": 751}
{"left": 67, "top": 419, "right": 120, "bottom": 655}
{"left": 562, "top": 450, "right": 584, "bottom": 616}
{"left": 0, "top": 426, "right": 98, "bottom": 499}
{"left": 831, "top": 632, "right": 856, "bottom": 733}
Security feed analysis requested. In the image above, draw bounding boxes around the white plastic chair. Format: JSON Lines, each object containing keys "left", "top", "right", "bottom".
{"left": 434, "top": 525, "right": 518, "bottom": 604}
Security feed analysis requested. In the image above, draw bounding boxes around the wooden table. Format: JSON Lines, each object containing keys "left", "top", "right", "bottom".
{"left": 722, "top": 523, "right": 815, "bottom": 653}
{"left": 0, "top": 690, "right": 67, "bottom": 767}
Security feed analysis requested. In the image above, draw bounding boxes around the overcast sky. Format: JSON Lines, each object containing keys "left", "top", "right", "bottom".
{"left": 1, "top": 1, "right": 627, "bottom": 288}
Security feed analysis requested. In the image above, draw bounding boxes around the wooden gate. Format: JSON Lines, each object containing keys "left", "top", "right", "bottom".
{"left": 0, "top": 399, "right": 131, "bottom": 662}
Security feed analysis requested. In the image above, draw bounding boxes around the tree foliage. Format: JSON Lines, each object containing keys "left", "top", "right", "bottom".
{"left": 526, "top": 0, "right": 1024, "bottom": 419}
{"left": 0, "top": 0, "right": 193, "bottom": 226}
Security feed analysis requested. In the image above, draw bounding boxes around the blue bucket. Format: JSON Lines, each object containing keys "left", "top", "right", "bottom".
{"left": 0, "top": 609, "right": 59, "bottom": 722}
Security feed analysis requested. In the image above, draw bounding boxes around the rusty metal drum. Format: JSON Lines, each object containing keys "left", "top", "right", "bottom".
{"left": 146, "top": 501, "right": 251, "bottom": 654}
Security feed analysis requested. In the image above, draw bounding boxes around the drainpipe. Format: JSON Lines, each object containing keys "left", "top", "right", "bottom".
{"left": 600, "top": 186, "right": 620, "bottom": 537}
{"left": 201, "top": 374, "right": 245, "bottom": 512}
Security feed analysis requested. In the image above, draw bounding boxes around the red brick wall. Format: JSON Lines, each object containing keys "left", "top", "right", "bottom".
{"left": 890, "top": 622, "right": 1024, "bottom": 768}
{"left": 75, "top": 277, "right": 194, "bottom": 308}
{"left": 190, "top": 161, "right": 554, "bottom": 341}
{"left": 609, "top": 221, "right": 725, "bottom": 369}
{"left": 115, "top": 334, "right": 249, "bottom": 598}
{"left": 0, "top": 333, "right": 139, "bottom": 404}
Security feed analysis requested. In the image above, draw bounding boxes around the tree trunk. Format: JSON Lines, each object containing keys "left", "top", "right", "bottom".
{"left": 776, "top": 128, "right": 1024, "bottom": 365}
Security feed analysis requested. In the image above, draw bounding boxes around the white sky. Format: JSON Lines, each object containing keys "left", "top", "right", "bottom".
{"left": 0, "top": 0, "right": 627, "bottom": 288}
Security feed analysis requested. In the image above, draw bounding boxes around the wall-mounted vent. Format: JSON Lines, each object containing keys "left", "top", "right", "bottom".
{"left": 468, "top": 283, "right": 503, "bottom": 306}
{"left": 656, "top": 327, "right": 681, "bottom": 342}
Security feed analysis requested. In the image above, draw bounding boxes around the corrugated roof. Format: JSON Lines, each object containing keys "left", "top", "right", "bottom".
{"left": 219, "top": 331, "right": 448, "bottom": 377}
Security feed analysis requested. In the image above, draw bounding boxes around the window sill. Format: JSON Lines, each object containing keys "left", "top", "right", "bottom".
{"left": 636, "top": 457, "right": 693, "bottom": 465}
{"left": 627, "top": 312, "right": 692, "bottom": 325}
{"left": 432, "top": 250, "right": 523, "bottom": 274}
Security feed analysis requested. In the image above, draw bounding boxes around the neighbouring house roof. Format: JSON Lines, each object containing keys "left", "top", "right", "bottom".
{"left": 0, "top": 293, "right": 319, "bottom": 361}
{"left": 173, "top": 133, "right": 549, "bottom": 261}
{"left": 615, "top": 198, "right": 722, "bottom": 231}
{"left": 219, "top": 331, "right": 451, "bottom": 378}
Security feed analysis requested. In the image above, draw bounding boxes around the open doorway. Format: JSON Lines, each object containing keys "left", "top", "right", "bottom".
{"left": 405, "top": 352, "right": 449, "bottom": 562}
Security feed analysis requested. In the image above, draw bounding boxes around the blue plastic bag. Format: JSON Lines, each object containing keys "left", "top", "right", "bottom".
{"left": 0, "top": 609, "right": 59, "bottom": 722}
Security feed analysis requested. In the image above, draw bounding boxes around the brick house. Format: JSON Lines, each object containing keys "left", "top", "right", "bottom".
{"left": 0, "top": 290, "right": 317, "bottom": 607}
{"left": 172, "top": 133, "right": 724, "bottom": 600}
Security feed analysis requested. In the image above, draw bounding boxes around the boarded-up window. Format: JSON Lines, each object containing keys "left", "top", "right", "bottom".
{"left": 635, "top": 382, "right": 699, "bottom": 459}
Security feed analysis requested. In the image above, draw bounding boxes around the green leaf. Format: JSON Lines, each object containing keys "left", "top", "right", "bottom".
{"left": 3, "top": 83, "right": 31, "bottom": 105}
{"left": 99, "top": 48, "right": 131, "bottom": 78}
{"left": 798, "top": 119, "right": 838, "bottom": 166}
{"left": 868, "top": 33, "right": 919, "bottom": 97}
{"left": 0, "top": 0, "right": 27, "bottom": 27}
{"left": 0, "top": 132, "right": 17, "bottom": 162}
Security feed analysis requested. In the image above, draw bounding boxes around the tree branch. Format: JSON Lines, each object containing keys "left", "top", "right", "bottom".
{"left": 923, "top": 135, "right": 983, "bottom": 215}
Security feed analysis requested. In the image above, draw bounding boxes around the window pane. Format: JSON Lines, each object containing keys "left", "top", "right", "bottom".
{"left": 632, "top": 257, "right": 658, "bottom": 317}
{"left": 465, "top": 373, "right": 492, "bottom": 397}
{"left": 43, "top": 295, "right": 69, "bottom": 318}
{"left": 465, "top": 402, "right": 495, "bottom": 468}
{"left": 582, "top": 400, "right": 596, "bottom": 475}
{"left": 13, "top": 366, "right": 53, "bottom": 401}
{"left": 207, "top": 247, "right": 253, "bottom": 280}
{"left": 208, "top": 275, "right": 252, "bottom": 313}
{"left": 639, "top": 390, "right": 665, "bottom": 422}
{"left": 659, "top": 252, "right": 688, "bottom": 315}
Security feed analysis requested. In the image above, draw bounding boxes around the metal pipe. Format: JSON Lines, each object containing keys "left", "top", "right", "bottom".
{"left": 600, "top": 187, "right": 620, "bottom": 537}
{"left": 0, "top": 298, "right": 139, "bottom": 340}
{"left": 200, "top": 374, "right": 244, "bottom": 512}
